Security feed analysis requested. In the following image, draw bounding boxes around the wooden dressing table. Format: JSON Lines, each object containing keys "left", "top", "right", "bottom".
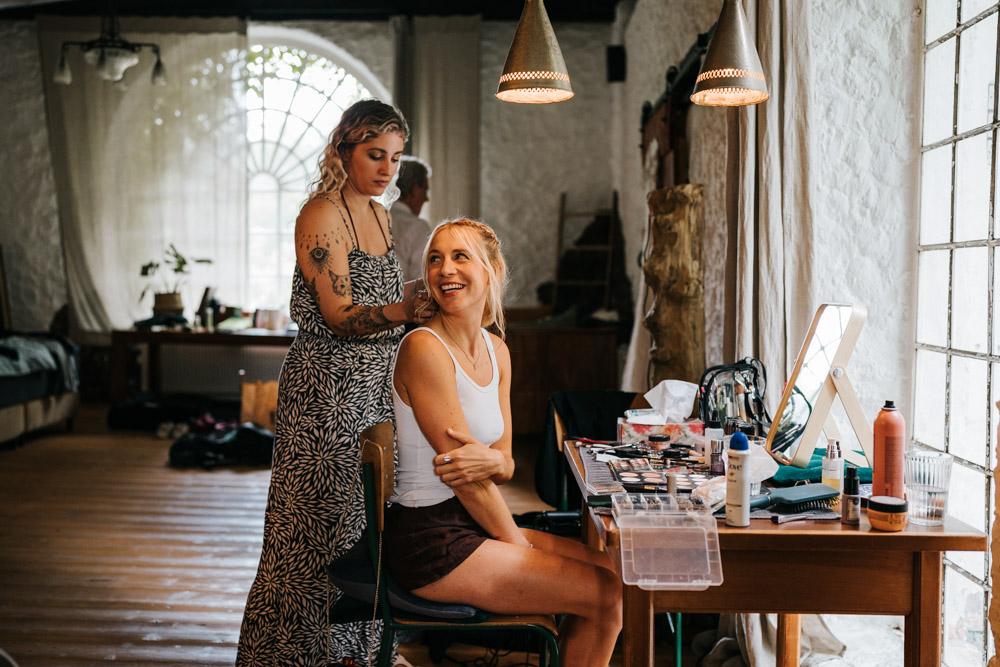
{"left": 563, "top": 441, "right": 987, "bottom": 667}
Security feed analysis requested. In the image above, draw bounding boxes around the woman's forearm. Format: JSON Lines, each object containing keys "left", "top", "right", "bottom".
{"left": 326, "top": 302, "right": 408, "bottom": 337}
{"left": 452, "top": 480, "right": 527, "bottom": 546}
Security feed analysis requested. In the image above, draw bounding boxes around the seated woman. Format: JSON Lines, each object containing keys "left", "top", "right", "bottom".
{"left": 384, "top": 219, "right": 622, "bottom": 667}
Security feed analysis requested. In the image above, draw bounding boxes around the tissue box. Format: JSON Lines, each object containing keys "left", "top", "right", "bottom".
{"left": 618, "top": 418, "right": 705, "bottom": 446}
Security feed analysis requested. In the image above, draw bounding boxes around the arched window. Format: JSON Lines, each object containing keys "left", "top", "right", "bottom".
{"left": 243, "top": 32, "right": 387, "bottom": 312}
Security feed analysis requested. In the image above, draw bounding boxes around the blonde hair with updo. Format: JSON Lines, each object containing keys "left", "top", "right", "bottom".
{"left": 424, "top": 219, "right": 509, "bottom": 338}
{"left": 309, "top": 99, "right": 409, "bottom": 200}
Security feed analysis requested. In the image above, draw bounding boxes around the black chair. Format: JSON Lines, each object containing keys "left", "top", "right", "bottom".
{"left": 327, "top": 421, "right": 560, "bottom": 667}
{"left": 537, "top": 389, "right": 638, "bottom": 511}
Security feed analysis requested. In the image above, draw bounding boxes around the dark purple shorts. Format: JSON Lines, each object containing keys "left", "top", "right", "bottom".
{"left": 383, "top": 496, "right": 490, "bottom": 591}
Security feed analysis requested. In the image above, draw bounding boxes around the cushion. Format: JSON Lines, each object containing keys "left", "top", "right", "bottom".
{"left": 327, "top": 534, "right": 483, "bottom": 620}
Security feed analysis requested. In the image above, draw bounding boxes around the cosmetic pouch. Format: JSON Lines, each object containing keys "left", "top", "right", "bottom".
{"left": 698, "top": 357, "right": 771, "bottom": 432}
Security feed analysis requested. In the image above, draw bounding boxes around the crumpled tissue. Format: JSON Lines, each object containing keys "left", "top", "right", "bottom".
{"left": 641, "top": 379, "right": 699, "bottom": 424}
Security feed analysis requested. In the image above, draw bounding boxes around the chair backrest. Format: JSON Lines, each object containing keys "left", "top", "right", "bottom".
{"left": 360, "top": 420, "right": 394, "bottom": 532}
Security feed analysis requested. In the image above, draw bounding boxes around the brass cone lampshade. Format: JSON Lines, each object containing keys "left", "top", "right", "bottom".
{"left": 496, "top": 0, "right": 573, "bottom": 104}
{"left": 691, "top": 0, "right": 769, "bottom": 107}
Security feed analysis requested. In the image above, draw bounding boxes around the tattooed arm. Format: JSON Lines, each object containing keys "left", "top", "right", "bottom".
{"left": 294, "top": 198, "right": 432, "bottom": 337}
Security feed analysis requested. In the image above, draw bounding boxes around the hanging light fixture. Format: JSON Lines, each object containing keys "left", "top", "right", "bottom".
{"left": 496, "top": 0, "right": 573, "bottom": 104}
{"left": 690, "top": 0, "right": 768, "bottom": 107}
{"left": 54, "top": 14, "right": 165, "bottom": 86}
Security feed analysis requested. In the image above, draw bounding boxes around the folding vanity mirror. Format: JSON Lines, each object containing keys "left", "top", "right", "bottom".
{"left": 765, "top": 303, "right": 874, "bottom": 468}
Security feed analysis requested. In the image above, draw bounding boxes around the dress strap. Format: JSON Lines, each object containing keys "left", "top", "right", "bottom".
{"left": 317, "top": 195, "right": 357, "bottom": 250}
{"left": 369, "top": 201, "right": 392, "bottom": 253}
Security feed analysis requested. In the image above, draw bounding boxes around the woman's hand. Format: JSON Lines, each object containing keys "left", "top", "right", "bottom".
{"left": 402, "top": 282, "right": 436, "bottom": 324}
{"left": 434, "top": 428, "right": 507, "bottom": 486}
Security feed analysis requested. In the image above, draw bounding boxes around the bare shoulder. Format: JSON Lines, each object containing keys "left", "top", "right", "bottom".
{"left": 489, "top": 332, "right": 512, "bottom": 370}
{"left": 397, "top": 329, "right": 454, "bottom": 388}
{"left": 295, "top": 198, "right": 351, "bottom": 256}
{"left": 489, "top": 332, "right": 510, "bottom": 358}
{"left": 297, "top": 197, "right": 346, "bottom": 234}
{"left": 399, "top": 328, "right": 447, "bottom": 362}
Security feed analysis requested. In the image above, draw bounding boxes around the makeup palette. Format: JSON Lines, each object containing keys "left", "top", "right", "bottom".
{"left": 609, "top": 457, "right": 714, "bottom": 493}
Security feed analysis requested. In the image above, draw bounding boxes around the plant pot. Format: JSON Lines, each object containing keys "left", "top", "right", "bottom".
{"left": 153, "top": 292, "right": 184, "bottom": 317}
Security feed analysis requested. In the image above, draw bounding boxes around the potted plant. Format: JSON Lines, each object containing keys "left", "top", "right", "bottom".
{"left": 140, "top": 244, "right": 212, "bottom": 316}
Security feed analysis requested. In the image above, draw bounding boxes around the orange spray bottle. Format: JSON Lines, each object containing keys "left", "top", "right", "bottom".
{"left": 873, "top": 400, "right": 905, "bottom": 498}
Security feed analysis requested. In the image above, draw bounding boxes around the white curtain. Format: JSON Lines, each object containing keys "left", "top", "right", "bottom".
{"left": 723, "top": 0, "right": 815, "bottom": 416}
{"left": 38, "top": 16, "right": 247, "bottom": 336}
{"left": 407, "top": 16, "right": 481, "bottom": 224}
{"left": 717, "top": 2, "right": 848, "bottom": 665}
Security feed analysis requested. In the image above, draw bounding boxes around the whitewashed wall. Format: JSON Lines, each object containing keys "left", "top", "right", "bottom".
{"left": 0, "top": 21, "right": 65, "bottom": 332}
{"left": 275, "top": 20, "right": 394, "bottom": 96}
{"left": 805, "top": 2, "right": 920, "bottom": 422}
{"left": 479, "top": 21, "right": 613, "bottom": 306}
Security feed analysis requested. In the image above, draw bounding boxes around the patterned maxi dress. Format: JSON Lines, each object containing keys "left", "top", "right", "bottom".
{"left": 237, "top": 243, "right": 404, "bottom": 666}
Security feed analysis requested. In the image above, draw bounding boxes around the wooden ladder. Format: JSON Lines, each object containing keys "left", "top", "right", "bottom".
{"left": 551, "top": 190, "right": 619, "bottom": 311}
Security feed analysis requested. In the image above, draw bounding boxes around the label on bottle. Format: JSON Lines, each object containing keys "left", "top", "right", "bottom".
{"left": 726, "top": 452, "right": 750, "bottom": 527}
{"left": 883, "top": 435, "right": 905, "bottom": 497}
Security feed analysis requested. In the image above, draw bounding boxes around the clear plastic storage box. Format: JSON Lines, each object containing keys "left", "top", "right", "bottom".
{"left": 611, "top": 492, "right": 723, "bottom": 591}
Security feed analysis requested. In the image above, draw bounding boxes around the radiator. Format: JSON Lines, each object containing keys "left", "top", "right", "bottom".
{"left": 157, "top": 345, "right": 288, "bottom": 397}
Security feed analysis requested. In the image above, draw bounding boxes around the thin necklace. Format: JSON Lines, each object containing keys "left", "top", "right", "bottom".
{"left": 441, "top": 323, "right": 482, "bottom": 371}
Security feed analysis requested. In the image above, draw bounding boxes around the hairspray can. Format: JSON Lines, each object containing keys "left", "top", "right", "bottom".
{"left": 873, "top": 400, "right": 905, "bottom": 498}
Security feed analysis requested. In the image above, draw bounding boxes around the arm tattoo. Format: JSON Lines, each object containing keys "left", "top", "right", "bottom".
{"left": 329, "top": 271, "right": 350, "bottom": 298}
{"left": 305, "top": 275, "right": 321, "bottom": 308}
{"left": 300, "top": 233, "right": 333, "bottom": 274}
{"left": 330, "top": 304, "right": 405, "bottom": 337}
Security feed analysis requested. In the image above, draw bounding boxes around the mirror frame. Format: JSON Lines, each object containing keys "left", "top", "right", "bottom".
{"left": 765, "top": 303, "right": 873, "bottom": 468}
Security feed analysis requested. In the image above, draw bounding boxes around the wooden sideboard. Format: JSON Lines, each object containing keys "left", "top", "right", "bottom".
{"left": 111, "top": 325, "right": 619, "bottom": 435}
{"left": 505, "top": 326, "right": 618, "bottom": 435}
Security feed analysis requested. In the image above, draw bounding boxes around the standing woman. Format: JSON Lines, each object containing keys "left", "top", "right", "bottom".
{"left": 238, "top": 100, "right": 433, "bottom": 666}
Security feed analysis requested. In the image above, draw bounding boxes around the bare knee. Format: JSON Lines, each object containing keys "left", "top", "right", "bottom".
{"left": 579, "top": 566, "right": 622, "bottom": 630}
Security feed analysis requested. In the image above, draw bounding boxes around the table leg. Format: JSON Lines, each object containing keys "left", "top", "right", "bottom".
{"left": 776, "top": 614, "right": 801, "bottom": 667}
{"left": 622, "top": 585, "right": 653, "bottom": 667}
{"left": 147, "top": 342, "right": 161, "bottom": 395}
{"left": 110, "top": 334, "right": 128, "bottom": 404}
{"left": 905, "top": 551, "right": 942, "bottom": 667}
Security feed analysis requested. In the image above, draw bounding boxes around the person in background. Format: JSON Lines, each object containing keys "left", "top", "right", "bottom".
{"left": 237, "top": 99, "right": 432, "bottom": 667}
{"left": 390, "top": 156, "right": 433, "bottom": 282}
{"left": 386, "top": 219, "right": 623, "bottom": 667}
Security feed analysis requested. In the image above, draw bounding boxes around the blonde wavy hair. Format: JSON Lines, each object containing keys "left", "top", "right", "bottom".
{"left": 309, "top": 99, "right": 409, "bottom": 200}
{"left": 424, "top": 219, "right": 509, "bottom": 338}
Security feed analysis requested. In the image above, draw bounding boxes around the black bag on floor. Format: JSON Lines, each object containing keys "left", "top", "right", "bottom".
{"left": 168, "top": 423, "right": 273, "bottom": 470}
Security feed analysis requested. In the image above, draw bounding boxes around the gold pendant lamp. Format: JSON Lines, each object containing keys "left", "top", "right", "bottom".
{"left": 496, "top": 0, "right": 573, "bottom": 104}
{"left": 690, "top": 0, "right": 768, "bottom": 107}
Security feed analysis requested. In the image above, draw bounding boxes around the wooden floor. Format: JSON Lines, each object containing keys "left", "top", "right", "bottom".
{"left": 0, "top": 404, "right": 569, "bottom": 666}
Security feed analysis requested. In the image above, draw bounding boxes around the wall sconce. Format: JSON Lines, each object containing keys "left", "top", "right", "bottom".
{"left": 496, "top": 0, "right": 573, "bottom": 104}
{"left": 690, "top": 0, "right": 768, "bottom": 107}
{"left": 54, "top": 14, "right": 165, "bottom": 86}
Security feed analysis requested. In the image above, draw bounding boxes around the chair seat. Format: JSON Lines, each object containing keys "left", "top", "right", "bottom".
{"left": 328, "top": 534, "right": 485, "bottom": 621}
{"left": 395, "top": 612, "right": 558, "bottom": 636}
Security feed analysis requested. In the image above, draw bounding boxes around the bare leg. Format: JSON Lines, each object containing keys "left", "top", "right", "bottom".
{"left": 412, "top": 535, "right": 622, "bottom": 667}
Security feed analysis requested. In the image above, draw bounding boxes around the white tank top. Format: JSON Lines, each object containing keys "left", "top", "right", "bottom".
{"left": 391, "top": 327, "right": 505, "bottom": 507}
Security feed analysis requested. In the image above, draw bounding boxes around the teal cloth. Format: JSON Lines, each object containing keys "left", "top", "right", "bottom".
{"left": 769, "top": 448, "right": 872, "bottom": 486}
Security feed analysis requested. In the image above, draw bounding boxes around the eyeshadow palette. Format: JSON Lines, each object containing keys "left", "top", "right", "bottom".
{"left": 608, "top": 457, "right": 714, "bottom": 493}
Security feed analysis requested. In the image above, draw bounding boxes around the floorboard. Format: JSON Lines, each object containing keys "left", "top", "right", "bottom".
{"left": 1, "top": 404, "right": 603, "bottom": 667}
